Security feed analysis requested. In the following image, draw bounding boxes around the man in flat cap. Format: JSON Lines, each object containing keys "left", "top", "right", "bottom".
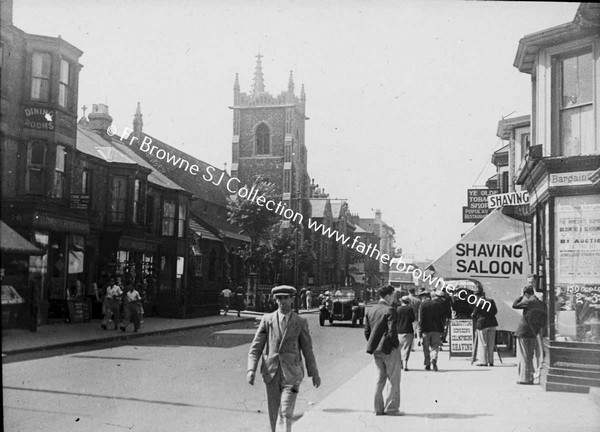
{"left": 247, "top": 285, "right": 321, "bottom": 432}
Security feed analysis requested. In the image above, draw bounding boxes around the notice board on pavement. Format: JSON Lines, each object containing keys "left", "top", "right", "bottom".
{"left": 449, "top": 319, "right": 474, "bottom": 358}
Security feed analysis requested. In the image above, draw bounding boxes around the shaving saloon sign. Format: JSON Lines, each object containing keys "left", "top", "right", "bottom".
{"left": 452, "top": 241, "right": 527, "bottom": 279}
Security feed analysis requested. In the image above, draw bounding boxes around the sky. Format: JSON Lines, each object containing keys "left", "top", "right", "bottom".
{"left": 12, "top": 0, "right": 580, "bottom": 261}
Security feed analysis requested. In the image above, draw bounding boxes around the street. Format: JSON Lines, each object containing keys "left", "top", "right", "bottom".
{"left": 3, "top": 312, "right": 372, "bottom": 432}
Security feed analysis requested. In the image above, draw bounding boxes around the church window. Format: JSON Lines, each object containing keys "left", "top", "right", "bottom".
{"left": 255, "top": 123, "right": 270, "bottom": 155}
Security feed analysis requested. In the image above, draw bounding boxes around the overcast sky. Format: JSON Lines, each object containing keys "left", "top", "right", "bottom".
{"left": 13, "top": 0, "right": 580, "bottom": 261}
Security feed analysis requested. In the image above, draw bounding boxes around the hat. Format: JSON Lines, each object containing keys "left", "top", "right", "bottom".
{"left": 324, "top": 291, "right": 331, "bottom": 296}
{"left": 271, "top": 285, "right": 297, "bottom": 297}
{"left": 400, "top": 295, "right": 411, "bottom": 304}
{"left": 417, "top": 288, "right": 429, "bottom": 297}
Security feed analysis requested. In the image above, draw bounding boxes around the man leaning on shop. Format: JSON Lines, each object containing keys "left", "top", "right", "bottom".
{"left": 364, "top": 285, "right": 403, "bottom": 416}
{"left": 247, "top": 285, "right": 321, "bottom": 432}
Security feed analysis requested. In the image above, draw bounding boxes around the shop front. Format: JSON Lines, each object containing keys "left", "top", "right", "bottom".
{"left": 519, "top": 156, "right": 600, "bottom": 393}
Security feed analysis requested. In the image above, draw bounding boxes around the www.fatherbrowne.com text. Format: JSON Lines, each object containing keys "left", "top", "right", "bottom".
{"left": 107, "top": 125, "right": 490, "bottom": 312}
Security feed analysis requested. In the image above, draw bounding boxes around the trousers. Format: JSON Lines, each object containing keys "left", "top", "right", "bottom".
{"left": 517, "top": 336, "right": 536, "bottom": 383}
{"left": 422, "top": 331, "right": 441, "bottom": 366}
{"left": 373, "top": 348, "right": 401, "bottom": 414}
{"left": 265, "top": 367, "right": 299, "bottom": 432}
{"left": 476, "top": 326, "right": 496, "bottom": 365}
{"left": 102, "top": 298, "right": 120, "bottom": 328}
{"left": 398, "top": 333, "right": 414, "bottom": 367}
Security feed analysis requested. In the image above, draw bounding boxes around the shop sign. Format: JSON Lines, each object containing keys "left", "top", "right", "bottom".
{"left": 549, "top": 171, "right": 595, "bottom": 188}
{"left": 70, "top": 194, "right": 90, "bottom": 210}
{"left": 462, "top": 207, "right": 488, "bottom": 223}
{"left": 450, "top": 319, "right": 473, "bottom": 356}
{"left": 33, "top": 213, "right": 89, "bottom": 234}
{"left": 487, "top": 191, "right": 529, "bottom": 209}
{"left": 452, "top": 241, "right": 527, "bottom": 279}
{"left": 118, "top": 237, "right": 158, "bottom": 252}
{"left": 23, "top": 107, "right": 55, "bottom": 131}
{"left": 467, "top": 189, "right": 499, "bottom": 209}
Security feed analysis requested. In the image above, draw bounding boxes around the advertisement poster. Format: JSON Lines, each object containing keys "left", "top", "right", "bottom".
{"left": 450, "top": 319, "right": 474, "bottom": 357}
{"left": 555, "top": 195, "right": 600, "bottom": 285}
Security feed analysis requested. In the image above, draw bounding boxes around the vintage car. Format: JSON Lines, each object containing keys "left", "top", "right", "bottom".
{"left": 319, "top": 289, "right": 365, "bottom": 326}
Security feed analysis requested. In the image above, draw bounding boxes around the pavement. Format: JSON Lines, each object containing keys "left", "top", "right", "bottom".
{"left": 1, "top": 307, "right": 319, "bottom": 356}
{"left": 294, "top": 350, "right": 600, "bottom": 432}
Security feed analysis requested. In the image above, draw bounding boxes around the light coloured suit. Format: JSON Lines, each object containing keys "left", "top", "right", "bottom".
{"left": 248, "top": 311, "right": 319, "bottom": 432}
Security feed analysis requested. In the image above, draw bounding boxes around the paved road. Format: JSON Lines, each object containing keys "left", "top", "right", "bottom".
{"left": 3, "top": 313, "right": 371, "bottom": 432}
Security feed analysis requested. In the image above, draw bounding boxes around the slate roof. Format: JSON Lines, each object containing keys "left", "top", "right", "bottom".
{"left": 77, "top": 127, "right": 185, "bottom": 191}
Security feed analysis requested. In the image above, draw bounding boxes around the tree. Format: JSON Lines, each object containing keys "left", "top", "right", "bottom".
{"left": 227, "top": 176, "right": 277, "bottom": 275}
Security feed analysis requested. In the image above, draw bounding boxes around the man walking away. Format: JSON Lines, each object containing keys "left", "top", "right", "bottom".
{"left": 364, "top": 285, "right": 402, "bottom": 416}
{"left": 397, "top": 296, "right": 416, "bottom": 371}
{"left": 120, "top": 281, "right": 142, "bottom": 332}
{"left": 513, "top": 286, "right": 547, "bottom": 385}
{"left": 247, "top": 285, "right": 320, "bottom": 432}
{"left": 221, "top": 287, "right": 232, "bottom": 315}
{"left": 472, "top": 288, "right": 498, "bottom": 366}
{"left": 419, "top": 289, "right": 450, "bottom": 371}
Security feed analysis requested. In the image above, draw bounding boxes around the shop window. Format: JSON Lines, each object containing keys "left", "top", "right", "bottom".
{"left": 554, "top": 194, "right": 600, "bottom": 343}
{"left": 53, "top": 145, "right": 66, "bottom": 198}
{"left": 31, "top": 52, "right": 51, "bottom": 101}
{"left": 255, "top": 123, "right": 270, "bottom": 155}
{"left": 26, "top": 141, "right": 46, "bottom": 194}
{"left": 160, "top": 256, "right": 173, "bottom": 293}
{"left": 110, "top": 175, "right": 127, "bottom": 223}
{"left": 59, "top": 59, "right": 71, "bottom": 109}
{"left": 133, "top": 179, "right": 145, "bottom": 225}
{"left": 162, "top": 199, "right": 176, "bottom": 236}
{"left": 175, "top": 257, "right": 185, "bottom": 292}
{"left": 29, "top": 232, "right": 49, "bottom": 302}
{"left": 555, "top": 49, "right": 594, "bottom": 156}
{"left": 177, "top": 203, "right": 187, "bottom": 238}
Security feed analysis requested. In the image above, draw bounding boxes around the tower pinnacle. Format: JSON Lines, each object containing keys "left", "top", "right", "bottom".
{"left": 133, "top": 102, "right": 143, "bottom": 138}
{"left": 252, "top": 53, "right": 265, "bottom": 96}
{"left": 288, "top": 70, "right": 294, "bottom": 94}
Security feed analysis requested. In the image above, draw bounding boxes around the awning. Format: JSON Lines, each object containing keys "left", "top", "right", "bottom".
{"left": 429, "top": 209, "right": 532, "bottom": 332}
{"left": 0, "top": 220, "right": 43, "bottom": 255}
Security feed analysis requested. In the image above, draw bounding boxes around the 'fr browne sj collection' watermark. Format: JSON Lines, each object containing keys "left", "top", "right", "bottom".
{"left": 107, "top": 124, "right": 491, "bottom": 312}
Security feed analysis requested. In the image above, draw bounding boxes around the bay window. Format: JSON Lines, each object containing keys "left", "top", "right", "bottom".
{"left": 31, "top": 52, "right": 51, "bottom": 101}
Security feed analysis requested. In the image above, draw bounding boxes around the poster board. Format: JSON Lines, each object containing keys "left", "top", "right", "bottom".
{"left": 450, "top": 319, "right": 474, "bottom": 357}
{"left": 67, "top": 299, "right": 91, "bottom": 323}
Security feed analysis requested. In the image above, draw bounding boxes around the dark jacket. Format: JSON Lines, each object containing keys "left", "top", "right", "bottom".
{"left": 472, "top": 298, "right": 498, "bottom": 330}
{"left": 512, "top": 295, "right": 547, "bottom": 338}
{"left": 419, "top": 297, "right": 451, "bottom": 333}
{"left": 365, "top": 300, "right": 399, "bottom": 354}
{"left": 396, "top": 304, "right": 416, "bottom": 334}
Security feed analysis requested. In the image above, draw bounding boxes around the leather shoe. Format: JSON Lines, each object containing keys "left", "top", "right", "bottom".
{"left": 516, "top": 381, "right": 534, "bottom": 385}
{"left": 375, "top": 412, "right": 385, "bottom": 416}
{"left": 425, "top": 365, "right": 431, "bottom": 371}
{"left": 385, "top": 412, "right": 404, "bottom": 416}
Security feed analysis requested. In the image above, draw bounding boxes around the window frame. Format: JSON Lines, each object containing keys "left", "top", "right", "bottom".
{"left": 31, "top": 52, "right": 52, "bottom": 102}
{"left": 255, "top": 122, "right": 271, "bottom": 155}
{"left": 551, "top": 44, "right": 596, "bottom": 157}
{"left": 58, "top": 58, "right": 71, "bottom": 110}
{"left": 26, "top": 141, "right": 46, "bottom": 195}
{"left": 53, "top": 145, "right": 66, "bottom": 198}
{"left": 110, "top": 175, "right": 128, "bottom": 223}
{"left": 177, "top": 202, "right": 187, "bottom": 238}
{"left": 133, "top": 179, "right": 145, "bottom": 225}
{"left": 161, "top": 198, "right": 176, "bottom": 236}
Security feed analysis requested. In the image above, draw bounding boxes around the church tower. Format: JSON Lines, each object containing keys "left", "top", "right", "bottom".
{"left": 230, "top": 54, "right": 310, "bottom": 220}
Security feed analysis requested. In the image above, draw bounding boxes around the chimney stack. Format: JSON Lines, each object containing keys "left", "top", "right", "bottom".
{"left": 88, "top": 104, "right": 113, "bottom": 139}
